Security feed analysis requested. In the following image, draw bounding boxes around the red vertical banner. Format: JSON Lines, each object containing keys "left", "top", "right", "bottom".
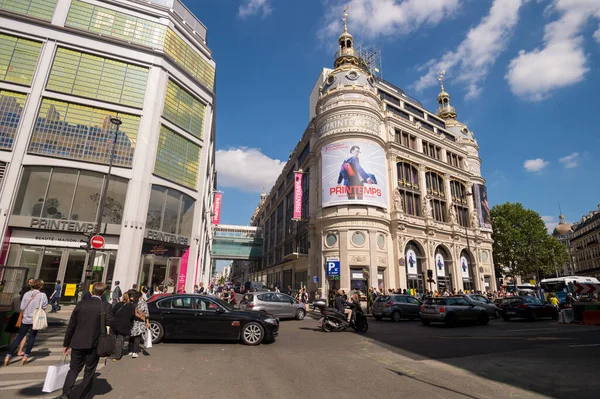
{"left": 212, "top": 193, "right": 222, "bottom": 224}
{"left": 293, "top": 172, "right": 303, "bottom": 220}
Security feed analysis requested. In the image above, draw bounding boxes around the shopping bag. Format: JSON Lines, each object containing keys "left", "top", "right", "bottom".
{"left": 42, "top": 359, "right": 69, "bottom": 393}
{"left": 144, "top": 328, "right": 153, "bottom": 348}
{"left": 33, "top": 304, "right": 48, "bottom": 331}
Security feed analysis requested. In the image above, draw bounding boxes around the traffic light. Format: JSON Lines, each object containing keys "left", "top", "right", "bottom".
{"left": 80, "top": 236, "right": 91, "bottom": 252}
{"left": 427, "top": 269, "right": 433, "bottom": 279}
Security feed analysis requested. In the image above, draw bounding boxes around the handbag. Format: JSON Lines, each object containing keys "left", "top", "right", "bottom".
{"left": 33, "top": 299, "right": 48, "bottom": 330}
{"left": 97, "top": 304, "right": 116, "bottom": 357}
{"left": 144, "top": 327, "right": 153, "bottom": 348}
{"left": 42, "top": 355, "right": 69, "bottom": 393}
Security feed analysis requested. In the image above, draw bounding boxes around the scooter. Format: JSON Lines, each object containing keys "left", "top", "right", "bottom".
{"left": 312, "top": 300, "right": 369, "bottom": 333}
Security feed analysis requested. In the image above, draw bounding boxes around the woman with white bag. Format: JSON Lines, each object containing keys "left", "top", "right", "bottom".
{"left": 3, "top": 279, "right": 48, "bottom": 366}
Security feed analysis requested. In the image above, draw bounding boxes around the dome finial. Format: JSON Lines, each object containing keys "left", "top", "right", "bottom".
{"left": 335, "top": 4, "right": 358, "bottom": 68}
{"left": 436, "top": 69, "right": 457, "bottom": 120}
{"left": 438, "top": 69, "right": 446, "bottom": 92}
{"left": 342, "top": 4, "right": 349, "bottom": 33}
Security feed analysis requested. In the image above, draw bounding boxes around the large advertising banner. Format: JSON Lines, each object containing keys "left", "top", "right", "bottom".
{"left": 321, "top": 139, "right": 387, "bottom": 208}
{"left": 211, "top": 192, "right": 222, "bottom": 225}
{"left": 293, "top": 172, "right": 303, "bottom": 220}
{"left": 473, "top": 184, "right": 491, "bottom": 229}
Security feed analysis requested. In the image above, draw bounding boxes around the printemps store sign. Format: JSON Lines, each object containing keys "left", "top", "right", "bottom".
{"left": 30, "top": 218, "right": 96, "bottom": 233}
{"left": 317, "top": 114, "right": 380, "bottom": 137}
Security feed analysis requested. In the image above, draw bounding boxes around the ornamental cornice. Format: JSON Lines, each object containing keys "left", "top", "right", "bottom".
{"left": 314, "top": 215, "right": 391, "bottom": 231}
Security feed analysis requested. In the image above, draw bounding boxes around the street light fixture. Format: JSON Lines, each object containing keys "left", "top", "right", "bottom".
{"left": 84, "top": 116, "right": 122, "bottom": 279}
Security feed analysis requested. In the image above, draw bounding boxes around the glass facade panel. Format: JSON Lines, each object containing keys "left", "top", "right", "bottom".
{"left": 65, "top": 0, "right": 167, "bottom": 49}
{"left": 0, "top": 90, "right": 27, "bottom": 150}
{"left": 47, "top": 48, "right": 148, "bottom": 108}
{"left": 19, "top": 246, "right": 42, "bottom": 279}
{"left": 163, "top": 79, "right": 206, "bottom": 138}
{"left": 145, "top": 185, "right": 195, "bottom": 237}
{"left": 29, "top": 99, "right": 139, "bottom": 167}
{"left": 164, "top": 29, "right": 215, "bottom": 90}
{"left": 103, "top": 177, "right": 127, "bottom": 224}
{"left": 39, "top": 248, "right": 61, "bottom": 293}
{"left": 154, "top": 125, "right": 199, "bottom": 189}
{"left": 13, "top": 166, "right": 51, "bottom": 217}
{"left": 70, "top": 170, "right": 101, "bottom": 222}
{"left": 0, "top": 33, "right": 42, "bottom": 86}
{"left": 0, "top": 0, "right": 57, "bottom": 21}
{"left": 44, "top": 168, "right": 78, "bottom": 219}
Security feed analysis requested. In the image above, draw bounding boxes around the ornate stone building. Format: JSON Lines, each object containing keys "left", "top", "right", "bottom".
{"left": 570, "top": 205, "right": 600, "bottom": 278}
{"left": 249, "top": 12, "right": 496, "bottom": 296}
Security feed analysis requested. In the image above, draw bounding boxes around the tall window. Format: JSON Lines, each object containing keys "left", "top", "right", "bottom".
{"left": 0, "top": 0, "right": 57, "bottom": 21}
{"left": 154, "top": 125, "right": 200, "bottom": 189}
{"left": 447, "top": 151, "right": 463, "bottom": 169}
{"left": 422, "top": 140, "right": 442, "bottom": 161}
{"left": 397, "top": 161, "right": 420, "bottom": 216}
{"left": 426, "top": 171, "right": 446, "bottom": 222}
{"left": 450, "top": 180, "right": 469, "bottom": 227}
{"left": 163, "top": 79, "right": 206, "bottom": 138}
{"left": 145, "top": 185, "right": 195, "bottom": 237}
{"left": 0, "top": 90, "right": 27, "bottom": 150}
{"left": 394, "top": 129, "right": 416, "bottom": 150}
{"left": 164, "top": 29, "right": 215, "bottom": 90}
{"left": 0, "top": 33, "right": 42, "bottom": 86}
{"left": 47, "top": 48, "right": 148, "bottom": 108}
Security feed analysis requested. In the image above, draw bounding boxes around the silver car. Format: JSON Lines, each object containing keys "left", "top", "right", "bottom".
{"left": 459, "top": 294, "right": 501, "bottom": 318}
{"left": 238, "top": 292, "right": 307, "bottom": 320}
{"left": 420, "top": 296, "right": 489, "bottom": 327}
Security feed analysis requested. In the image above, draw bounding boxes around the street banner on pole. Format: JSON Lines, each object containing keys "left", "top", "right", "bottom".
{"left": 293, "top": 172, "right": 303, "bottom": 220}
{"left": 212, "top": 193, "right": 222, "bottom": 225}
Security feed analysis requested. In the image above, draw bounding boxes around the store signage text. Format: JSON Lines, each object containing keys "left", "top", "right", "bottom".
{"left": 30, "top": 218, "right": 96, "bottom": 233}
{"left": 317, "top": 115, "right": 379, "bottom": 137}
{"left": 146, "top": 229, "right": 189, "bottom": 246}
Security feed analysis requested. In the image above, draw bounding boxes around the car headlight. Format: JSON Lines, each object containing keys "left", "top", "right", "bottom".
{"left": 264, "top": 317, "right": 278, "bottom": 324}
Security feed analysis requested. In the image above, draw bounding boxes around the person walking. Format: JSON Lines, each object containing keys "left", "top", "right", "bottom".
{"left": 3, "top": 279, "right": 48, "bottom": 366}
{"left": 110, "top": 292, "right": 134, "bottom": 361}
{"left": 49, "top": 280, "right": 62, "bottom": 313}
{"left": 59, "top": 282, "right": 113, "bottom": 399}
{"left": 111, "top": 281, "right": 122, "bottom": 306}
{"left": 129, "top": 291, "right": 149, "bottom": 359}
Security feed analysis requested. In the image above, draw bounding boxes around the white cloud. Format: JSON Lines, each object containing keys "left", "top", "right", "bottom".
{"left": 506, "top": 0, "right": 600, "bottom": 100}
{"left": 542, "top": 215, "right": 558, "bottom": 233}
{"left": 559, "top": 152, "right": 579, "bottom": 168}
{"left": 319, "top": 0, "right": 461, "bottom": 42}
{"left": 594, "top": 24, "right": 600, "bottom": 43}
{"left": 238, "top": 0, "right": 273, "bottom": 18}
{"left": 215, "top": 147, "right": 284, "bottom": 193}
{"left": 414, "top": 0, "right": 527, "bottom": 99}
{"left": 524, "top": 158, "right": 549, "bottom": 172}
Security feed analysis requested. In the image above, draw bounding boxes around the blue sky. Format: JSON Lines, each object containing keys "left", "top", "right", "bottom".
{"left": 189, "top": 0, "right": 600, "bottom": 239}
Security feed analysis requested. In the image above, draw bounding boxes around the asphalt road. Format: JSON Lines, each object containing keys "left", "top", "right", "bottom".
{"left": 9, "top": 312, "right": 600, "bottom": 399}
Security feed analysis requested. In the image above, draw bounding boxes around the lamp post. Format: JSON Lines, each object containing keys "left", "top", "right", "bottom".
{"left": 85, "top": 116, "right": 122, "bottom": 276}
{"left": 462, "top": 192, "right": 474, "bottom": 291}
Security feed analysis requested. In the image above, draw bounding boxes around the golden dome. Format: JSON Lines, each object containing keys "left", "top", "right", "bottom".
{"left": 553, "top": 215, "right": 572, "bottom": 236}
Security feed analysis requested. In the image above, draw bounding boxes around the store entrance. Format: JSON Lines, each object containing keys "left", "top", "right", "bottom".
{"left": 138, "top": 254, "right": 181, "bottom": 293}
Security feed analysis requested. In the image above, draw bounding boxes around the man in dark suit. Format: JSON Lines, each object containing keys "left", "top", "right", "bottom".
{"left": 59, "top": 282, "right": 113, "bottom": 399}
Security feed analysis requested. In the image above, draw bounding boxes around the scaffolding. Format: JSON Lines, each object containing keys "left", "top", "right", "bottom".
{"left": 356, "top": 45, "right": 382, "bottom": 78}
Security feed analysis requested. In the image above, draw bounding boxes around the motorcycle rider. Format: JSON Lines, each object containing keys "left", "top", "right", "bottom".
{"left": 335, "top": 289, "right": 353, "bottom": 322}
{"left": 350, "top": 293, "right": 361, "bottom": 324}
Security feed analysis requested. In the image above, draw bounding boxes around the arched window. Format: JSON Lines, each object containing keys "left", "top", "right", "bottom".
{"left": 450, "top": 180, "right": 469, "bottom": 227}
{"left": 405, "top": 241, "right": 424, "bottom": 292}
{"left": 460, "top": 250, "right": 475, "bottom": 291}
{"left": 434, "top": 246, "right": 453, "bottom": 291}
{"left": 426, "top": 171, "right": 446, "bottom": 222}
{"left": 396, "top": 161, "right": 421, "bottom": 216}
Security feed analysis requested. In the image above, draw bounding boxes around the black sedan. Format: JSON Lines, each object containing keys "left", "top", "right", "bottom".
{"left": 145, "top": 294, "right": 279, "bottom": 345}
{"left": 499, "top": 296, "right": 559, "bottom": 321}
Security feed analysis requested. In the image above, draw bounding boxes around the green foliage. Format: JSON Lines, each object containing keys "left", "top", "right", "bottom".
{"left": 490, "top": 202, "right": 565, "bottom": 280}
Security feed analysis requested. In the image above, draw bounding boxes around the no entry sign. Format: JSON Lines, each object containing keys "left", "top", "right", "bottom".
{"left": 90, "top": 235, "right": 105, "bottom": 249}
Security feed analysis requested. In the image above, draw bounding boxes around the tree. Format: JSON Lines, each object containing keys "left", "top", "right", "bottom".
{"left": 490, "top": 202, "right": 550, "bottom": 282}
{"left": 217, "top": 276, "right": 226, "bottom": 286}
{"left": 536, "top": 235, "right": 570, "bottom": 278}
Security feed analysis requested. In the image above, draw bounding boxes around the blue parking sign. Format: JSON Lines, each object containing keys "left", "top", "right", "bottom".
{"left": 326, "top": 258, "right": 340, "bottom": 277}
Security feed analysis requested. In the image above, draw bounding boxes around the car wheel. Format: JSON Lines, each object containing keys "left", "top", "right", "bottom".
{"left": 295, "top": 308, "right": 306, "bottom": 320}
{"left": 494, "top": 310, "right": 501, "bottom": 319}
{"left": 391, "top": 311, "right": 402, "bottom": 322}
{"left": 478, "top": 312, "right": 489, "bottom": 325}
{"left": 241, "top": 322, "right": 264, "bottom": 345}
{"left": 374, "top": 315, "right": 382, "bottom": 321}
{"left": 421, "top": 319, "right": 431, "bottom": 326}
{"left": 445, "top": 314, "right": 457, "bottom": 327}
{"left": 147, "top": 320, "right": 164, "bottom": 344}
{"left": 527, "top": 310, "right": 537, "bottom": 322}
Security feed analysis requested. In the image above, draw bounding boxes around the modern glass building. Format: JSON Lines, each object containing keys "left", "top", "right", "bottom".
{"left": 0, "top": 0, "right": 216, "bottom": 298}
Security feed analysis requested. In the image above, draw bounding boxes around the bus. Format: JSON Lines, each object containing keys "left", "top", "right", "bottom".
{"left": 540, "top": 276, "right": 600, "bottom": 302}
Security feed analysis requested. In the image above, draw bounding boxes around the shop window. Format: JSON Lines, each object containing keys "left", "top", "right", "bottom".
{"left": 145, "top": 184, "right": 195, "bottom": 237}
{"left": 13, "top": 166, "right": 51, "bottom": 217}
{"left": 44, "top": 168, "right": 78, "bottom": 219}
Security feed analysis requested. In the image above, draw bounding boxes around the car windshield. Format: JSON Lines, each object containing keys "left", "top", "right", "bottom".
{"left": 424, "top": 298, "right": 444, "bottom": 305}
{"left": 376, "top": 296, "right": 391, "bottom": 302}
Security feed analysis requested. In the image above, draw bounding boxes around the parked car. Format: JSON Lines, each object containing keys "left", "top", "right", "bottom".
{"left": 499, "top": 296, "right": 559, "bottom": 321}
{"left": 420, "top": 297, "right": 489, "bottom": 327}
{"left": 457, "top": 294, "right": 501, "bottom": 318}
{"left": 146, "top": 294, "right": 279, "bottom": 345}
{"left": 238, "top": 292, "right": 306, "bottom": 320}
{"left": 372, "top": 295, "right": 421, "bottom": 321}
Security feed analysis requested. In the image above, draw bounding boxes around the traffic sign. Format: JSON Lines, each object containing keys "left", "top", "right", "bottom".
{"left": 313, "top": 276, "right": 319, "bottom": 284}
{"left": 326, "top": 257, "right": 340, "bottom": 277}
{"left": 90, "top": 235, "right": 105, "bottom": 249}
{"left": 573, "top": 282, "right": 600, "bottom": 295}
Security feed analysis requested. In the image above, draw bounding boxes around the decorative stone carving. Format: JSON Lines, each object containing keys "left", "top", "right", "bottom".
{"left": 463, "top": 158, "right": 470, "bottom": 171}
{"left": 350, "top": 255, "right": 369, "bottom": 265}
{"left": 377, "top": 256, "right": 387, "bottom": 266}
{"left": 423, "top": 197, "right": 432, "bottom": 219}
{"left": 393, "top": 189, "right": 404, "bottom": 212}
{"left": 471, "top": 211, "right": 479, "bottom": 229}
{"left": 448, "top": 205, "right": 458, "bottom": 225}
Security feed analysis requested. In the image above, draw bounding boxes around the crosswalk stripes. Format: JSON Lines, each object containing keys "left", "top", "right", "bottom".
{"left": 0, "top": 324, "right": 106, "bottom": 396}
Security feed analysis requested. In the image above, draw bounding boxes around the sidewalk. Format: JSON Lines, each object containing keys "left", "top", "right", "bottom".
{"left": 48, "top": 304, "right": 75, "bottom": 326}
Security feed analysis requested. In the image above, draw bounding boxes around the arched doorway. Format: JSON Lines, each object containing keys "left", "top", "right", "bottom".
{"left": 460, "top": 249, "right": 475, "bottom": 292}
{"left": 405, "top": 241, "right": 425, "bottom": 293}
{"left": 434, "top": 246, "right": 453, "bottom": 291}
